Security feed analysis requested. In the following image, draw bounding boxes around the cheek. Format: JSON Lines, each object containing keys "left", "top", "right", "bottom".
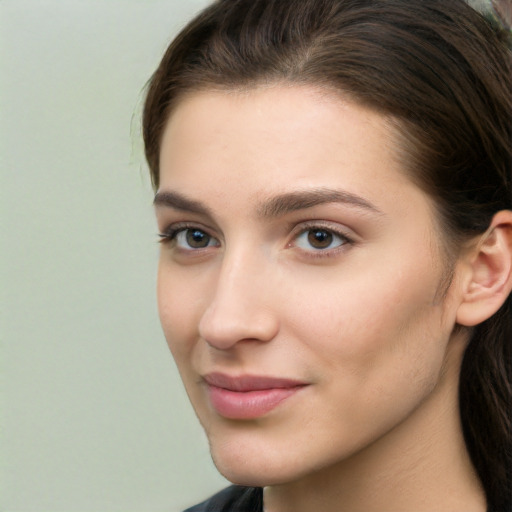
{"left": 285, "top": 257, "right": 448, "bottom": 381}
{"left": 156, "top": 264, "right": 202, "bottom": 360}
{"left": 278, "top": 269, "right": 450, "bottom": 452}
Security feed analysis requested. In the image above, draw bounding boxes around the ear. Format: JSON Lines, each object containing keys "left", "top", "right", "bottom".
{"left": 456, "top": 210, "right": 512, "bottom": 327}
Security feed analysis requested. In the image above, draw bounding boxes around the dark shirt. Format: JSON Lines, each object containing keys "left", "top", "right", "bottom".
{"left": 183, "top": 486, "right": 262, "bottom": 512}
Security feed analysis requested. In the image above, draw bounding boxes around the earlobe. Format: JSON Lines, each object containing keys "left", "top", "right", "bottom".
{"left": 456, "top": 210, "right": 512, "bottom": 327}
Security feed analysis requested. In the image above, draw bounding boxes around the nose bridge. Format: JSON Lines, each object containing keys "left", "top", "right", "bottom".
{"left": 198, "top": 243, "right": 278, "bottom": 349}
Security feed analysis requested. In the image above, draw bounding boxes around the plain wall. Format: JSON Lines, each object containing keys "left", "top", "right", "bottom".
{"left": 1, "top": 1, "right": 228, "bottom": 511}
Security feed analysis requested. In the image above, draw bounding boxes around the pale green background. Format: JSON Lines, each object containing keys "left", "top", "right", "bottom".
{"left": 1, "top": 1, "right": 228, "bottom": 511}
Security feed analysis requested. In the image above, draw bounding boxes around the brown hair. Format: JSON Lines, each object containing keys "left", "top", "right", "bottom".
{"left": 143, "top": 0, "right": 512, "bottom": 508}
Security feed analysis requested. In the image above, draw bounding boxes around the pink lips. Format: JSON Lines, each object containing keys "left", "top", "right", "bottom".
{"left": 203, "top": 373, "right": 308, "bottom": 419}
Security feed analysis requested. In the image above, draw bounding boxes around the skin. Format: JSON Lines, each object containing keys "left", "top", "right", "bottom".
{"left": 155, "top": 86, "right": 487, "bottom": 511}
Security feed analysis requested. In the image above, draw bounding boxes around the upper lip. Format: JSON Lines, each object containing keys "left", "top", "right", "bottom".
{"left": 203, "top": 372, "right": 308, "bottom": 392}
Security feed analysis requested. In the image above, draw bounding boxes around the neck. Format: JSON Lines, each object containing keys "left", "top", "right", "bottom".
{"left": 263, "top": 338, "right": 486, "bottom": 512}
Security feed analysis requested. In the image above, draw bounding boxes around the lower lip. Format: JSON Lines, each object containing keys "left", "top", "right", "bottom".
{"left": 207, "top": 385, "right": 305, "bottom": 419}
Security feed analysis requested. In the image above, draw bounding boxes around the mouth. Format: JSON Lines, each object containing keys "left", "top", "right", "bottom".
{"left": 202, "top": 372, "right": 309, "bottom": 420}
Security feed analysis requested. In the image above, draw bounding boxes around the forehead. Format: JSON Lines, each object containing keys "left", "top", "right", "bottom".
{"left": 162, "top": 85, "right": 387, "bottom": 150}
{"left": 158, "top": 85, "right": 430, "bottom": 218}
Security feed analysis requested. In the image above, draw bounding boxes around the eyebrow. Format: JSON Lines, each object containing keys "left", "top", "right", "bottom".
{"left": 153, "top": 191, "right": 212, "bottom": 216}
{"left": 256, "top": 188, "right": 382, "bottom": 218}
{"left": 153, "top": 187, "right": 382, "bottom": 218}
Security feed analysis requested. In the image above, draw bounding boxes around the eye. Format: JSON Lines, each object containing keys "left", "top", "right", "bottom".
{"left": 294, "top": 227, "right": 349, "bottom": 251}
{"left": 177, "top": 228, "right": 217, "bottom": 249}
{"left": 159, "top": 227, "right": 220, "bottom": 250}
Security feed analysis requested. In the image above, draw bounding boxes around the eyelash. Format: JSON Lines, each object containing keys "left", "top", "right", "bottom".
{"left": 158, "top": 223, "right": 217, "bottom": 247}
{"left": 158, "top": 222, "right": 354, "bottom": 258}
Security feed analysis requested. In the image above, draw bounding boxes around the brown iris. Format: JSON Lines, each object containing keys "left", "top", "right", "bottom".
{"left": 186, "top": 229, "right": 211, "bottom": 248}
{"left": 307, "top": 229, "right": 333, "bottom": 249}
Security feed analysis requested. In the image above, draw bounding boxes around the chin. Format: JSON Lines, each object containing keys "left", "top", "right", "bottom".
{"left": 209, "top": 445, "right": 305, "bottom": 487}
{"left": 215, "top": 462, "right": 295, "bottom": 488}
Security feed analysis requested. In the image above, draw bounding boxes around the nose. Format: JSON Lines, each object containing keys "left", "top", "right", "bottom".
{"left": 198, "top": 251, "right": 279, "bottom": 350}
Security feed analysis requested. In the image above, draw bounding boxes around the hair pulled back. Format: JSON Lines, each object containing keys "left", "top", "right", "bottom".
{"left": 143, "top": 1, "right": 512, "bottom": 508}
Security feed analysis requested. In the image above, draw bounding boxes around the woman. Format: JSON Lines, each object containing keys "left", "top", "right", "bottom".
{"left": 143, "top": 1, "right": 512, "bottom": 510}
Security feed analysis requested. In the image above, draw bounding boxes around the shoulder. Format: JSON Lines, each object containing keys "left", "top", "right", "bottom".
{"left": 183, "top": 486, "right": 263, "bottom": 512}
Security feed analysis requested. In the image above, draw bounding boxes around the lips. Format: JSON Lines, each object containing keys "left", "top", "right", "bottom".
{"left": 203, "top": 372, "right": 308, "bottom": 419}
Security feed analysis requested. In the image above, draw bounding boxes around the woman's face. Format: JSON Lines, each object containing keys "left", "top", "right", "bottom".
{"left": 155, "top": 86, "right": 464, "bottom": 486}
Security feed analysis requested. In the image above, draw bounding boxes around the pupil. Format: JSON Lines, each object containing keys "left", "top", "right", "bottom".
{"left": 308, "top": 229, "right": 332, "bottom": 248}
{"left": 186, "top": 229, "right": 209, "bottom": 248}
